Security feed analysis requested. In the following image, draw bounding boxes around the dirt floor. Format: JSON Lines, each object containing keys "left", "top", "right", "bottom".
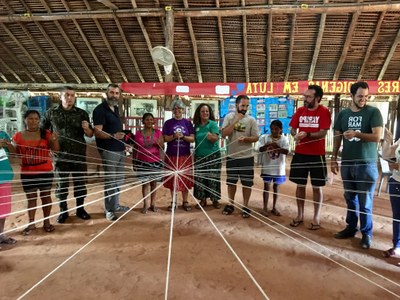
{"left": 1, "top": 155, "right": 400, "bottom": 300}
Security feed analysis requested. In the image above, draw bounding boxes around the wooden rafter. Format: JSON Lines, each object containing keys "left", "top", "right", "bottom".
{"left": 0, "top": 54, "right": 22, "bottom": 82}
{"left": 333, "top": 8, "right": 361, "bottom": 80}
{"left": 94, "top": 19, "right": 128, "bottom": 82}
{"left": 285, "top": 13, "right": 296, "bottom": 81}
{"left": 164, "top": 7, "right": 175, "bottom": 82}
{"left": 216, "top": 0, "right": 226, "bottom": 82}
{"left": 20, "top": 22, "right": 67, "bottom": 83}
{"left": 308, "top": 0, "right": 328, "bottom": 81}
{"left": 242, "top": 0, "right": 249, "bottom": 82}
{"left": 358, "top": 12, "right": 385, "bottom": 80}
{"left": 266, "top": 0, "right": 273, "bottom": 82}
{"left": 184, "top": 0, "right": 202, "bottom": 83}
{"left": 97, "top": 0, "right": 118, "bottom": 10}
{"left": 378, "top": 26, "right": 400, "bottom": 80}
{"left": 2, "top": 2, "right": 400, "bottom": 22}
{"left": 130, "top": 0, "right": 163, "bottom": 82}
{"left": 113, "top": 15, "right": 144, "bottom": 82}
{"left": 1, "top": 23, "right": 51, "bottom": 82}
{"left": 0, "top": 70, "right": 8, "bottom": 83}
{"left": 0, "top": 42, "right": 35, "bottom": 82}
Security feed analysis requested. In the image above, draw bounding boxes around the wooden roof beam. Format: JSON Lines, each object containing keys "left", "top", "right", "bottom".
{"left": 285, "top": 13, "right": 296, "bottom": 81}
{"left": 20, "top": 22, "right": 67, "bottom": 83}
{"left": 113, "top": 15, "right": 145, "bottom": 82}
{"left": 184, "top": 0, "right": 203, "bottom": 83}
{"left": 266, "top": 0, "right": 273, "bottom": 82}
{"left": 130, "top": 1, "right": 163, "bottom": 82}
{"left": 308, "top": 0, "right": 328, "bottom": 81}
{"left": 1, "top": 24, "right": 51, "bottom": 82}
{"left": 0, "top": 55, "right": 23, "bottom": 82}
{"left": 333, "top": 8, "right": 361, "bottom": 80}
{"left": 62, "top": 0, "right": 111, "bottom": 83}
{"left": 97, "top": 0, "right": 118, "bottom": 10}
{"left": 378, "top": 26, "right": 400, "bottom": 80}
{"left": 2, "top": 2, "right": 400, "bottom": 22}
{"left": 358, "top": 12, "right": 385, "bottom": 80}
{"left": 94, "top": 19, "right": 129, "bottom": 82}
{"left": 0, "top": 43, "right": 35, "bottom": 82}
{"left": 216, "top": 0, "right": 226, "bottom": 82}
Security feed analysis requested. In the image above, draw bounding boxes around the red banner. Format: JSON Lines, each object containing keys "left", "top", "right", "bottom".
{"left": 121, "top": 80, "right": 400, "bottom": 96}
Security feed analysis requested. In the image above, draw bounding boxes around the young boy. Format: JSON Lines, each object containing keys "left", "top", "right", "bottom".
{"left": 259, "top": 120, "right": 289, "bottom": 216}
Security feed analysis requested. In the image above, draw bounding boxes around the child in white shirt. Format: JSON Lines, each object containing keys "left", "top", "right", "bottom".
{"left": 259, "top": 120, "right": 289, "bottom": 216}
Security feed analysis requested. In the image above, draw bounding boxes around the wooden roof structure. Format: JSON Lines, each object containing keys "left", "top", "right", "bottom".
{"left": 0, "top": 0, "right": 400, "bottom": 92}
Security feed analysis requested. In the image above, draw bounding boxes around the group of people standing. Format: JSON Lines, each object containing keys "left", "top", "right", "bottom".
{"left": 0, "top": 81, "right": 399, "bottom": 262}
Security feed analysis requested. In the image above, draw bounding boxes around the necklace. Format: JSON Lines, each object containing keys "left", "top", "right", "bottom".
{"left": 142, "top": 129, "right": 155, "bottom": 148}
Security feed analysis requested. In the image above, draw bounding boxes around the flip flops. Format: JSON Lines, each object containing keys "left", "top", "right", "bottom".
{"left": 241, "top": 207, "right": 251, "bottom": 218}
{"left": 289, "top": 219, "right": 303, "bottom": 227}
{"left": 308, "top": 223, "right": 321, "bottom": 230}
{"left": 0, "top": 236, "right": 17, "bottom": 244}
{"left": 271, "top": 208, "right": 281, "bottom": 216}
{"left": 43, "top": 224, "right": 55, "bottom": 233}
{"left": 222, "top": 204, "right": 234, "bottom": 215}
{"left": 382, "top": 248, "right": 400, "bottom": 258}
{"left": 22, "top": 225, "right": 36, "bottom": 236}
{"left": 149, "top": 205, "right": 158, "bottom": 212}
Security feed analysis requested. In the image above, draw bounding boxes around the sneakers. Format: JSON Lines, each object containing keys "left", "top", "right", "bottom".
{"left": 106, "top": 212, "right": 117, "bottom": 221}
{"left": 115, "top": 205, "right": 129, "bottom": 212}
{"left": 76, "top": 208, "right": 91, "bottom": 220}
{"left": 334, "top": 227, "right": 357, "bottom": 239}
{"left": 360, "top": 234, "right": 372, "bottom": 249}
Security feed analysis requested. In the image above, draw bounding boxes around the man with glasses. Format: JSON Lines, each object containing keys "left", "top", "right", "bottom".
{"left": 288, "top": 85, "right": 331, "bottom": 230}
{"left": 331, "top": 81, "right": 383, "bottom": 249}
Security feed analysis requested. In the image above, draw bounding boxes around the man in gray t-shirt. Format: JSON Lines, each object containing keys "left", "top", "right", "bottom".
{"left": 221, "top": 95, "right": 259, "bottom": 218}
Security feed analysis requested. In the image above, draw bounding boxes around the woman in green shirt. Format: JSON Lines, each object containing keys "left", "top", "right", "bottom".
{"left": 193, "top": 103, "right": 221, "bottom": 209}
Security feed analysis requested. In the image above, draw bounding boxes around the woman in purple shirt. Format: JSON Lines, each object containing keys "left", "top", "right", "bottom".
{"left": 163, "top": 99, "right": 194, "bottom": 211}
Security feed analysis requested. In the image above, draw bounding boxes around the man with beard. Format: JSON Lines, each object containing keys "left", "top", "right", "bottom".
{"left": 93, "top": 84, "right": 129, "bottom": 221}
{"left": 221, "top": 94, "right": 259, "bottom": 218}
{"left": 288, "top": 85, "right": 331, "bottom": 230}
{"left": 42, "top": 86, "right": 93, "bottom": 223}
{"left": 331, "top": 81, "right": 383, "bottom": 249}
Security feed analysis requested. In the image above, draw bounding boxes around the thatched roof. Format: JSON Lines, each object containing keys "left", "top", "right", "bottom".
{"left": 0, "top": 0, "right": 399, "bottom": 92}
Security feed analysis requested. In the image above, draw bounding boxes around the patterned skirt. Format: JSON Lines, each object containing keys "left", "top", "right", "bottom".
{"left": 193, "top": 151, "right": 221, "bottom": 201}
{"left": 163, "top": 155, "right": 194, "bottom": 192}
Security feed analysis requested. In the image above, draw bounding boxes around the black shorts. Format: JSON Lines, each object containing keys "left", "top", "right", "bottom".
{"left": 21, "top": 172, "right": 54, "bottom": 193}
{"left": 226, "top": 156, "right": 254, "bottom": 187}
{"left": 289, "top": 153, "right": 327, "bottom": 187}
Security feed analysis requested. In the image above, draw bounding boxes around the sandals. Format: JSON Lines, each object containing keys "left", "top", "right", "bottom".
{"left": 241, "top": 207, "right": 251, "bottom": 218}
{"left": 222, "top": 204, "right": 234, "bottom": 215}
{"left": 43, "top": 224, "right": 55, "bottom": 233}
{"left": 289, "top": 219, "right": 303, "bottom": 227}
{"left": 0, "top": 236, "right": 17, "bottom": 244}
{"left": 168, "top": 202, "right": 176, "bottom": 211}
{"left": 382, "top": 248, "right": 400, "bottom": 258}
{"left": 195, "top": 199, "right": 207, "bottom": 209}
{"left": 182, "top": 202, "right": 192, "bottom": 212}
{"left": 308, "top": 223, "right": 321, "bottom": 230}
{"left": 22, "top": 225, "right": 36, "bottom": 236}
{"left": 141, "top": 207, "right": 149, "bottom": 214}
{"left": 271, "top": 208, "right": 281, "bottom": 216}
{"left": 149, "top": 205, "right": 158, "bottom": 212}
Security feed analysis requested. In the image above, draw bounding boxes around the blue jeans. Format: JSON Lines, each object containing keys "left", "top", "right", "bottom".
{"left": 341, "top": 161, "right": 378, "bottom": 236}
{"left": 389, "top": 178, "right": 400, "bottom": 249}
{"left": 99, "top": 150, "right": 125, "bottom": 213}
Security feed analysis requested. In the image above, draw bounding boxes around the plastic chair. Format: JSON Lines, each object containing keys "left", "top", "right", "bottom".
{"left": 377, "top": 157, "right": 392, "bottom": 196}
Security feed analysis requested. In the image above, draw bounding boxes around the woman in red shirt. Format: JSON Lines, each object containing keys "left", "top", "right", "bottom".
{"left": 13, "top": 110, "right": 59, "bottom": 235}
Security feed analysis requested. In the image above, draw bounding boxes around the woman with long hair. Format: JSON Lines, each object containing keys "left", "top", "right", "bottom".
{"left": 192, "top": 103, "right": 221, "bottom": 209}
{"left": 13, "top": 110, "right": 59, "bottom": 235}
{"left": 133, "top": 113, "right": 164, "bottom": 213}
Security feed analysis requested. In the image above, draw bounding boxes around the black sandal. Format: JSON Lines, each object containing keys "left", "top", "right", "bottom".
{"left": 241, "top": 207, "right": 251, "bottom": 218}
{"left": 182, "top": 202, "right": 192, "bottom": 211}
{"left": 168, "top": 202, "right": 176, "bottom": 211}
{"left": 222, "top": 204, "right": 234, "bottom": 215}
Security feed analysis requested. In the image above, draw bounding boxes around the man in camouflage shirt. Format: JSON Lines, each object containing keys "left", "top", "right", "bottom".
{"left": 42, "top": 86, "right": 93, "bottom": 223}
